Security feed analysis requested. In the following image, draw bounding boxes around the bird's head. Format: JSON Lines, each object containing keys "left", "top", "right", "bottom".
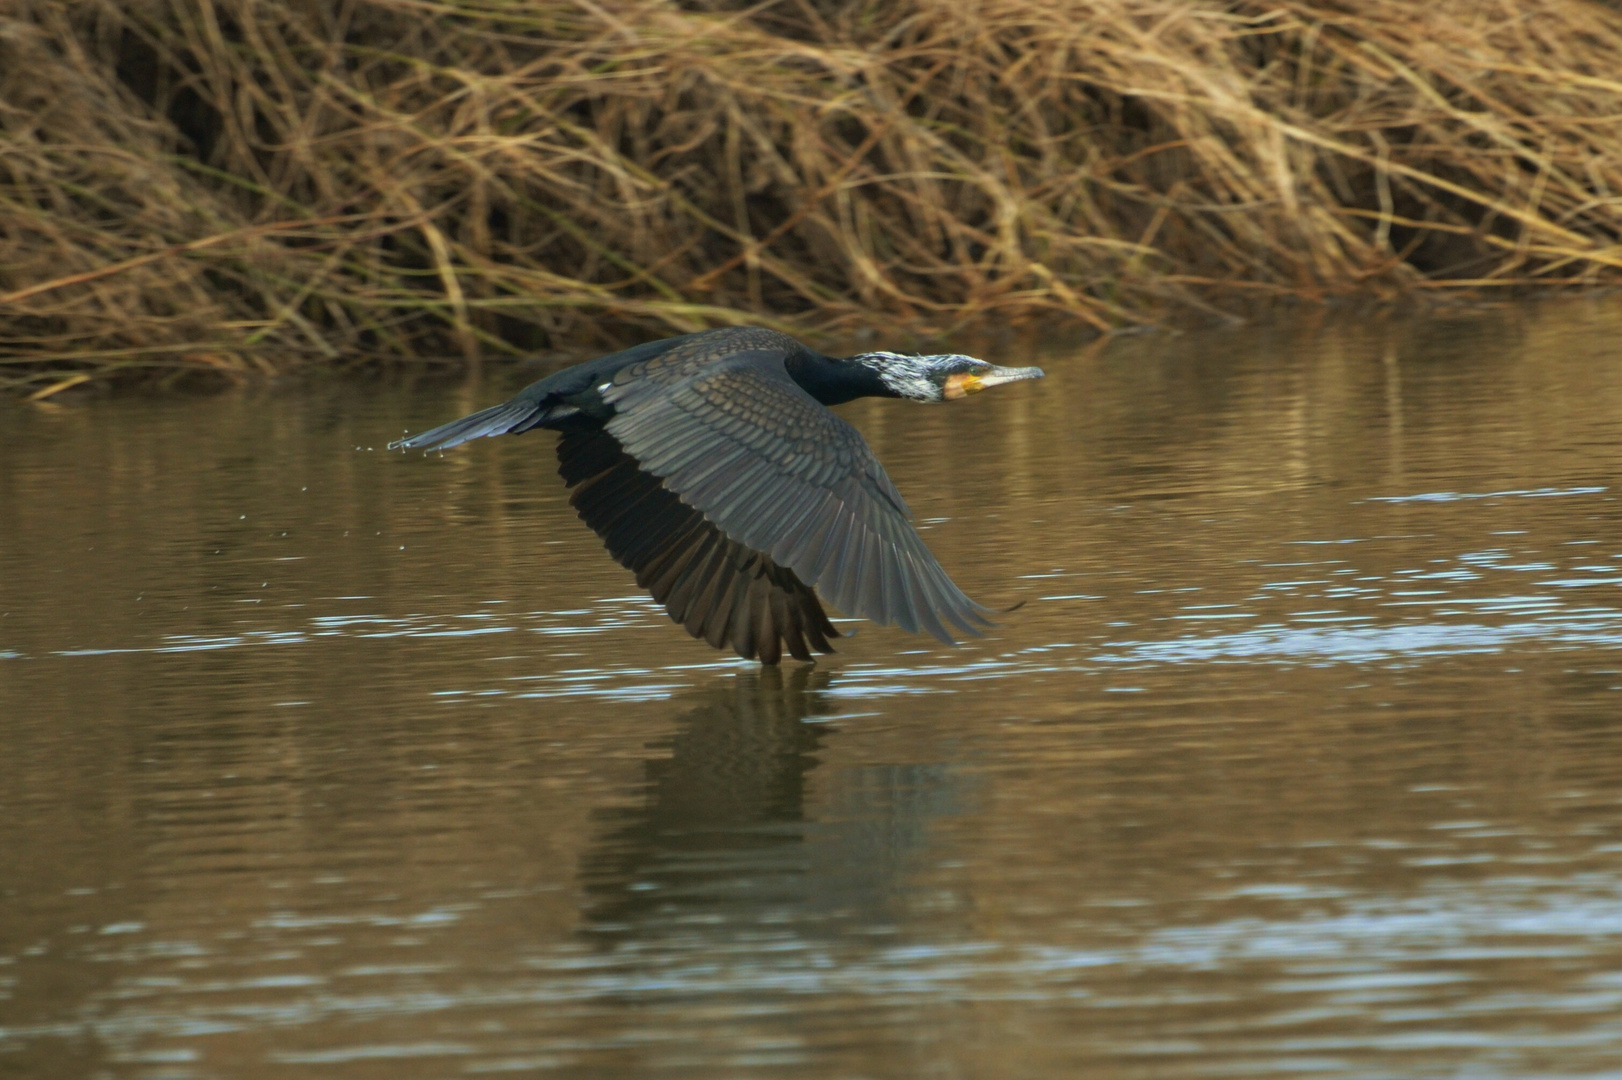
{"left": 853, "top": 351, "right": 1045, "bottom": 403}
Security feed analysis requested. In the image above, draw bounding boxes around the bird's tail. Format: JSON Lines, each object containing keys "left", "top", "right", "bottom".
{"left": 389, "top": 400, "right": 545, "bottom": 452}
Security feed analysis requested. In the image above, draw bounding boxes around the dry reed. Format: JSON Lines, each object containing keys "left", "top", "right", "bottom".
{"left": 4, "top": 0, "right": 1622, "bottom": 392}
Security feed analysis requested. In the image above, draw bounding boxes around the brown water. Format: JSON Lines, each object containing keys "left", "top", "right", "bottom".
{"left": 2, "top": 301, "right": 1621, "bottom": 1079}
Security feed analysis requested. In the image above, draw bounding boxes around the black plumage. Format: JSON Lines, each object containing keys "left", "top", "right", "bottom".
{"left": 392, "top": 326, "right": 1043, "bottom": 662}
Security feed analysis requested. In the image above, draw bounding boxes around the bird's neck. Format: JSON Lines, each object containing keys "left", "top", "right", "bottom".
{"left": 785, "top": 350, "right": 898, "bottom": 406}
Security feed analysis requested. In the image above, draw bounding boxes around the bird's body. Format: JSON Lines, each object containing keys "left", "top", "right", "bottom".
{"left": 394, "top": 327, "right": 1042, "bottom": 663}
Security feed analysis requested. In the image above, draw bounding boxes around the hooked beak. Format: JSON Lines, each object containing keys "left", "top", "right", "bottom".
{"left": 943, "top": 365, "right": 1045, "bottom": 400}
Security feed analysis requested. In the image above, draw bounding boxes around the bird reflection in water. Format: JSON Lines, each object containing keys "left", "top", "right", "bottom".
{"left": 578, "top": 667, "right": 967, "bottom": 945}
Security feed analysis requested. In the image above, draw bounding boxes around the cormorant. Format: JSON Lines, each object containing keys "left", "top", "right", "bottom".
{"left": 392, "top": 326, "right": 1043, "bottom": 663}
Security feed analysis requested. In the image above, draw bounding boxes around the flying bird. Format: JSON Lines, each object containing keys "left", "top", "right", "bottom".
{"left": 392, "top": 327, "right": 1043, "bottom": 663}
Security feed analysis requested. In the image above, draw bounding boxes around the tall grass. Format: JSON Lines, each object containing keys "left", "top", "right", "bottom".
{"left": 4, "top": 0, "right": 1622, "bottom": 393}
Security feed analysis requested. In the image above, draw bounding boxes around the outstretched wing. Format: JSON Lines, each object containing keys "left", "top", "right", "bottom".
{"left": 558, "top": 424, "right": 838, "bottom": 663}
{"left": 605, "top": 346, "right": 992, "bottom": 642}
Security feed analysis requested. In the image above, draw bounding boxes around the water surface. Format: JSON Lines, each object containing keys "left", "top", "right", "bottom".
{"left": 2, "top": 300, "right": 1620, "bottom": 1078}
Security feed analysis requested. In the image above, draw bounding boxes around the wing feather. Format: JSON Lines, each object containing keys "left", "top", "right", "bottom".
{"left": 557, "top": 425, "right": 838, "bottom": 662}
{"left": 602, "top": 348, "right": 989, "bottom": 642}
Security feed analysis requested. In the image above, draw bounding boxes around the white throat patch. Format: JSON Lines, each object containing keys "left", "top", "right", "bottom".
{"left": 859, "top": 351, "right": 978, "bottom": 403}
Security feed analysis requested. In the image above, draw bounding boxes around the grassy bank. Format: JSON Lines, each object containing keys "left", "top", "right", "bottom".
{"left": 4, "top": 0, "right": 1622, "bottom": 394}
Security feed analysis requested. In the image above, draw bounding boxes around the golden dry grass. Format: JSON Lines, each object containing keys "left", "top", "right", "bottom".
{"left": 4, "top": 0, "right": 1622, "bottom": 392}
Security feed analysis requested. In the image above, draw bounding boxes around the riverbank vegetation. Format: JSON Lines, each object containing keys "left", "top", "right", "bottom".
{"left": 4, "top": 0, "right": 1622, "bottom": 394}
